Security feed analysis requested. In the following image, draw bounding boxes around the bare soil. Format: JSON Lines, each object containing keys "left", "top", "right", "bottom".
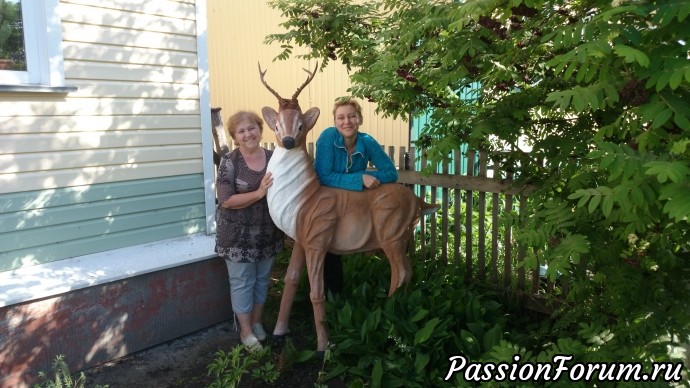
{"left": 81, "top": 258, "right": 343, "bottom": 388}
{"left": 81, "top": 319, "right": 330, "bottom": 388}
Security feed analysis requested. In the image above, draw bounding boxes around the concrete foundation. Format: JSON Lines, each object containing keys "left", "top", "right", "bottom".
{"left": 0, "top": 257, "right": 231, "bottom": 388}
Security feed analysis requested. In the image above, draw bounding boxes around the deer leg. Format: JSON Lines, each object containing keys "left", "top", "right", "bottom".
{"left": 304, "top": 247, "right": 328, "bottom": 352}
{"left": 403, "top": 230, "right": 414, "bottom": 284}
{"left": 273, "top": 242, "right": 306, "bottom": 336}
{"left": 381, "top": 241, "right": 410, "bottom": 297}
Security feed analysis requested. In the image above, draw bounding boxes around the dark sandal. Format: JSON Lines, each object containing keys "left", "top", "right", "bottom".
{"left": 271, "top": 331, "right": 291, "bottom": 342}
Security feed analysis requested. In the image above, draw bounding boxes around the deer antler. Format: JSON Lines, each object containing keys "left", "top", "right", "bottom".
{"left": 258, "top": 62, "right": 284, "bottom": 101}
{"left": 291, "top": 62, "right": 318, "bottom": 100}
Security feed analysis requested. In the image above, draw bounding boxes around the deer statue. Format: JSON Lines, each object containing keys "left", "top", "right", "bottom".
{"left": 259, "top": 62, "right": 437, "bottom": 353}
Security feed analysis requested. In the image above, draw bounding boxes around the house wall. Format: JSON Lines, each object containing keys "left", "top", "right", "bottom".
{"left": 0, "top": 3, "right": 231, "bottom": 385}
{"left": 0, "top": 0, "right": 208, "bottom": 272}
{"left": 206, "top": 0, "right": 410, "bottom": 157}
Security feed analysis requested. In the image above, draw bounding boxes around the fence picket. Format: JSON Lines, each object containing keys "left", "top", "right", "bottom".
{"left": 465, "top": 150, "right": 475, "bottom": 282}
{"left": 504, "top": 171, "right": 514, "bottom": 287}
{"left": 441, "top": 161, "right": 450, "bottom": 263}
{"left": 531, "top": 247, "right": 541, "bottom": 294}
{"left": 478, "top": 152, "right": 487, "bottom": 281}
{"left": 419, "top": 151, "right": 428, "bottom": 262}
{"left": 518, "top": 195, "right": 527, "bottom": 290}
{"left": 453, "top": 149, "right": 462, "bottom": 268}
{"left": 491, "top": 159, "right": 500, "bottom": 283}
{"left": 430, "top": 179, "right": 438, "bottom": 259}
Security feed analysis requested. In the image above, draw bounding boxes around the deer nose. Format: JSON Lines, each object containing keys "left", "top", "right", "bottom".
{"left": 283, "top": 137, "right": 295, "bottom": 149}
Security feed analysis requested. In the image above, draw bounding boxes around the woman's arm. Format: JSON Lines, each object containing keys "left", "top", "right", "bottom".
{"left": 216, "top": 155, "right": 273, "bottom": 209}
{"left": 362, "top": 135, "right": 398, "bottom": 184}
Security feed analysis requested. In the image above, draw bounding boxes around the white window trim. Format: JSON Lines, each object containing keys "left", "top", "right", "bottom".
{"left": 195, "top": 0, "right": 217, "bottom": 234}
{"left": 0, "top": 0, "right": 66, "bottom": 86}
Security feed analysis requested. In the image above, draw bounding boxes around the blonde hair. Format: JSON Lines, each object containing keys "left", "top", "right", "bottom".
{"left": 226, "top": 111, "right": 263, "bottom": 140}
{"left": 332, "top": 98, "right": 363, "bottom": 125}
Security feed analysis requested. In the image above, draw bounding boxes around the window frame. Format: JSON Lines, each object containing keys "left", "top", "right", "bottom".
{"left": 0, "top": 0, "right": 66, "bottom": 87}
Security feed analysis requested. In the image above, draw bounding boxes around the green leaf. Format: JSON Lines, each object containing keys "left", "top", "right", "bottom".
{"left": 588, "top": 192, "right": 601, "bottom": 213}
{"left": 674, "top": 114, "right": 690, "bottom": 131}
{"left": 414, "top": 353, "right": 431, "bottom": 375}
{"left": 651, "top": 108, "right": 673, "bottom": 128}
{"left": 656, "top": 70, "right": 674, "bottom": 92}
{"left": 631, "top": 186, "right": 645, "bottom": 207}
{"left": 660, "top": 184, "right": 690, "bottom": 222}
{"left": 414, "top": 318, "right": 440, "bottom": 345}
{"left": 599, "top": 154, "right": 616, "bottom": 170}
{"left": 325, "top": 364, "right": 348, "bottom": 381}
{"left": 669, "top": 69, "right": 685, "bottom": 90}
{"left": 601, "top": 193, "right": 614, "bottom": 217}
{"left": 613, "top": 45, "right": 650, "bottom": 67}
{"left": 482, "top": 325, "right": 503, "bottom": 351}
{"left": 409, "top": 307, "right": 429, "bottom": 323}
{"left": 670, "top": 139, "right": 690, "bottom": 155}
{"left": 338, "top": 302, "right": 353, "bottom": 326}
{"left": 372, "top": 360, "right": 383, "bottom": 388}
{"left": 460, "top": 329, "right": 481, "bottom": 356}
{"left": 645, "top": 161, "right": 690, "bottom": 183}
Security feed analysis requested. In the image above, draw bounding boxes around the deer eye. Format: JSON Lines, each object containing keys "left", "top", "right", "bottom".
{"left": 298, "top": 124, "right": 303, "bottom": 132}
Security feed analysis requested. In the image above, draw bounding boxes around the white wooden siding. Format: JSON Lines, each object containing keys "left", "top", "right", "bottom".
{"left": 0, "top": 0, "right": 204, "bottom": 191}
{"left": 1, "top": 145, "right": 201, "bottom": 174}
{"left": 0, "top": 0, "right": 208, "bottom": 272}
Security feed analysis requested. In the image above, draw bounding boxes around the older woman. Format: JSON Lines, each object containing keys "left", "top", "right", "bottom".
{"left": 215, "top": 111, "right": 284, "bottom": 352}
{"left": 272, "top": 98, "right": 397, "bottom": 341}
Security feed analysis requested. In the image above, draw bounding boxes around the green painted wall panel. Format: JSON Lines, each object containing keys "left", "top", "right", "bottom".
{"left": 0, "top": 204, "right": 205, "bottom": 251}
{"left": 0, "top": 189, "right": 204, "bottom": 232}
{"left": 0, "top": 175, "right": 204, "bottom": 214}
{"left": 0, "top": 219, "right": 207, "bottom": 272}
{"left": 0, "top": 174, "right": 208, "bottom": 272}
{"left": 410, "top": 82, "right": 481, "bottom": 175}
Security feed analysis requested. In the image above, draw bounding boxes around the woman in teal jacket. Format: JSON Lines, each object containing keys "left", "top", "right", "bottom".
{"left": 313, "top": 101, "right": 398, "bottom": 191}
{"left": 314, "top": 98, "right": 398, "bottom": 293}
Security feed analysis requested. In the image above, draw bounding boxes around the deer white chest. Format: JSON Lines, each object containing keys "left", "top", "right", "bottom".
{"left": 266, "top": 147, "right": 313, "bottom": 240}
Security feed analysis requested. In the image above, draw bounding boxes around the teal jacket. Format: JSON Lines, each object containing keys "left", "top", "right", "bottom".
{"left": 314, "top": 126, "right": 398, "bottom": 191}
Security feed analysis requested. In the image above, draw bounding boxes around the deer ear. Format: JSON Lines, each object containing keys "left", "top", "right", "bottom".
{"left": 261, "top": 107, "right": 279, "bottom": 131}
{"left": 303, "top": 107, "right": 320, "bottom": 132}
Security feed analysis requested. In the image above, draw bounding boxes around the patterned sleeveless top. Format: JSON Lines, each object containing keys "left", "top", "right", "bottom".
{"left": 215, "top": 148, "right": 284, "bottom": 263}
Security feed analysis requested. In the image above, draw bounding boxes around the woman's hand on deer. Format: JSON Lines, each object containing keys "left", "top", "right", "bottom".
{"left": 258, "top": 172, "right": 273, "bottom": 197}
{"left": 362, "top": 174, "right": 380, "bottom": 189}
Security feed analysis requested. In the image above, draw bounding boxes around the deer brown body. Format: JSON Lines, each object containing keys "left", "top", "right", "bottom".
{"left": 259, "top": 63, "right": 434, "bottom": 352}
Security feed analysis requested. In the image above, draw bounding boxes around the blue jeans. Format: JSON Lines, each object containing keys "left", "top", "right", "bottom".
{"left": 225, "top": 256, "right": 275, "bottom": 314}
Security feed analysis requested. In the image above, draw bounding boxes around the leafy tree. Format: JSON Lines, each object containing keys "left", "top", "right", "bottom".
{"left": 267, "top": 0, "right": 690, "bottom": 373}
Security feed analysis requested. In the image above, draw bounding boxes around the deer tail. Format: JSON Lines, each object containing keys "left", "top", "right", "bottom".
{"left": 418, "top": 197, "right": 439, "bottom": 216}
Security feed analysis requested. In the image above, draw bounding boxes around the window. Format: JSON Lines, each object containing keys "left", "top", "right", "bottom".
{"left": 0, "top": 0, "right": 25, "bottom": 71}
{"left": 0, "top": 0, "right": 66, "bottom": 87}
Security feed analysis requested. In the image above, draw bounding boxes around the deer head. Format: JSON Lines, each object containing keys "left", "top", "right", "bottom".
{"left": 259, "top": 62, "right": 321, "bottom": 150}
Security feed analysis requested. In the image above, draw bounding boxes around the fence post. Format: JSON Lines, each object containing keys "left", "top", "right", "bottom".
{"left": 477, "top": 151, "right": 487, "bottom": 281}
{"left": 453, "top": 149, "right": 462, "bottom": 268}
{"left": 491, "top": 157, "right": 500, "bottom": 284}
